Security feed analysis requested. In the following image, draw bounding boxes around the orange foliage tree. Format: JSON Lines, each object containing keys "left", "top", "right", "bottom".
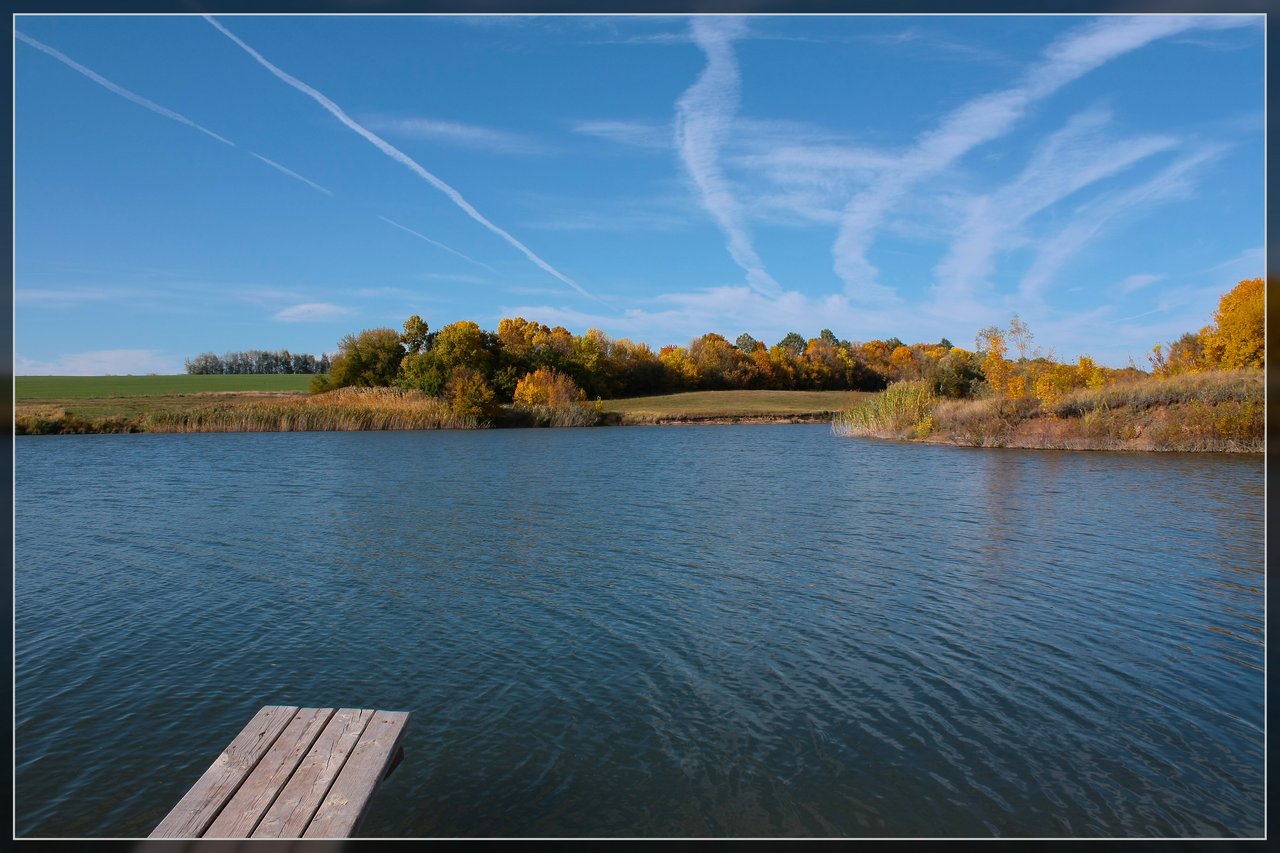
{"left": 513, "top": 367, "right": 587, "bottom": 408}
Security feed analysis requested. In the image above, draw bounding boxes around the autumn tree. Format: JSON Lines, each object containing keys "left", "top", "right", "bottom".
{"left": 975, "top": 325, "right": 1011, "bottom": 399}
{"left": 445, "top": 366, "right": 497, "bottom": 420}
{"left": 658, "top": 345, "right": 700, "bottom": 390}
{"left": 690, "top": 333, "right": 752, "bottom": 389}
{"left": 401, "top": 314, "right": 430, "bottom": 354}
{"left": 1008, "top": 314, "right": 1034, "bottom": 361}
{"left": 513, "top": 367, "right": 587, "bottom": 408}
{"left": 1200, "top": 277, "right": 1264, "bottom": 370}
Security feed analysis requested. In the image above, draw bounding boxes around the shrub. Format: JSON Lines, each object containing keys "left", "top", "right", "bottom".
{"left": 445, "top": 366, "right": 497, "bottom": 421}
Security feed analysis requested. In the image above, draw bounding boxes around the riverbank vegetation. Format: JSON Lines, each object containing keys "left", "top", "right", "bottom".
{"left": 834, "top": 279, "right": 1265, "bottom": 452}
{"left": 16, "top": 278, "right": 1263, "bottom": 450}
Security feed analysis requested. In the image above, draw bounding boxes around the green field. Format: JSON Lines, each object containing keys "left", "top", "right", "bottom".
{"left": 601, "top": 389, "right": 873, "bottom": 421}
{"left": 15, "top": 374, "right": 318, "bottom": 400}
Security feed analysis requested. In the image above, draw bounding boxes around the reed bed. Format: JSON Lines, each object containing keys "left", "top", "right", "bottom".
{"left": 832, "top": 380, "right": 936, "bottom": 439}
{"left": 502, "top": 403, "right": 601, "bottom": 428}
{"left": 142, "top": 387, "right": 480, "bottom": 432}
{"left": 14, "top": 406, "right": 141, "bottom": 435}
{"left": 835, "top": 370, "right": 1263, "bottom": 452}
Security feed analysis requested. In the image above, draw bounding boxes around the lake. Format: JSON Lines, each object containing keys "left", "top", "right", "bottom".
{"left": 14, "top": 425, "right": 1264, "bottom": 837}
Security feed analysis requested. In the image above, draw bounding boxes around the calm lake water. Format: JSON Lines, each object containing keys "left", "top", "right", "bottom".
{"left": 14, "top": 426, "right": 1264, "bottom": 838}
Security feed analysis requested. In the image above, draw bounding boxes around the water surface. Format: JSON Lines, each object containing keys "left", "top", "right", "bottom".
{"left": 14, "top": 426, "right": 1264, "bottom": 837}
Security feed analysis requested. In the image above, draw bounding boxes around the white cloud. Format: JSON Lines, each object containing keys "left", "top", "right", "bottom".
{"left": 1120, "top": 273, "right": 1165, "bottom": 294}
{"left": 1017, "top": 143, "right": 1227, "bottom": 300}
{"left": 274, "top": 302, "right": 351, "bottom": 322}
{"left": 16, "top": 349, "right": 180, "bottom": 376}
{"left": 570, "top": 118, "right": 672, "bottom": 149}
{"left": 832, "top": 14, "right": 1256, "bottom": 303}
{"left": 674, "top": 16, "right": 781, "bottom": 298}
{"left": 933, "top": 108, "right": 1178, "bottom": 303}
{"left": 16, "top": 286, "right": 143, "bottom": 306}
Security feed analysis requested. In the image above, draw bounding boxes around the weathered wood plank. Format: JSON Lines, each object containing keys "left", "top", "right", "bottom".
{"left": 250, "top": 708, "right": 375, "bottom": 839}
{"left": 203, "top": 707, "right": 336, "bottom": 838}
{"left": 149, "top": 705, "right": 299, "bottom": 838}
{"left": 303, "top": 710, "right": 410, "bottom": 838}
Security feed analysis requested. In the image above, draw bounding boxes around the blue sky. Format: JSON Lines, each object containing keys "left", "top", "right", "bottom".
{"left": 13, "top": 13, "right": 1264, "bottom": 374}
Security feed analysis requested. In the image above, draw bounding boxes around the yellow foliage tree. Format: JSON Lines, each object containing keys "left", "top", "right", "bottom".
{"left": 513, "top": 367, "right": 587, "bottom": 408}
{"left": 976, "top": 326, "right": 1010, "bottom": 398}
{"left": 658, "top": 345, "right": 700, "bottom": 389}
{"left": 1199, "top": 277, "right": 1264, "bottom": 370}
{"left": 445, "top": 366, "right": 496, "bottom": 420}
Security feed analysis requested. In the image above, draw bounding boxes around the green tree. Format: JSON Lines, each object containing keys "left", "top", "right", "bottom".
{"left": 777, "top": 331, "right": 807, "bottom": 355}
{"left": 401, "top": 314, "right": 430, "bottom": 354}
{"left": 735, "top": 332, "right": 760, "bottom": 353}
{"left": 327, "top": 328, "right": 405, "bottom": 388}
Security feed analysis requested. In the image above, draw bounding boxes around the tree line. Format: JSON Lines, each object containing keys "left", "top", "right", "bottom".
{"left": 245, "top": 276, "right": 1260, "bottom": 420}
{"left": 185, "top": 350, "right": 333, "bottom": 375}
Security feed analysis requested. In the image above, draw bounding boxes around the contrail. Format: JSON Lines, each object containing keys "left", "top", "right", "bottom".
{"left": 250, "top": 152, "right": 332, "bottom": 195}
{"left": 16, "top": 30, "right": 234, "bottom": 147}
{"left": 378, "top": 216, "right": 497, "bottom": 273}
{"left": 205, "top": 15, "right": 597, "bottom": 302}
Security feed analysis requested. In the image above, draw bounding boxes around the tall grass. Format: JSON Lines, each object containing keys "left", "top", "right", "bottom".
{"left": 833, "top": 370, "right": 1262, "bottom": 452}
{"left": 502, "top": 402, "right": 601, "bottom": 428}
{"left": 832, "top": 380, "right": 936, "bottom": 438}
{"left": 1051, "top": 369, "right": 1262, "bottom": 417}
{"left": 141, "top": 387, "right": 480, "bottom": 432}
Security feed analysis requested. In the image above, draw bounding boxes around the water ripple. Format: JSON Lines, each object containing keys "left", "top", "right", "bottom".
{"left": 15, "top": 428, "right": 1264, "bottom": 837}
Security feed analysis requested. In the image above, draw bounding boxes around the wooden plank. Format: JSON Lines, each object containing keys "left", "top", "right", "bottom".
{"left": 250, "top": 708, "right": 375, "bottom": 838}
{"left": 203, "top": 707, "right": 336, "bottom": 838}
{"left": 150, "top": 705, "right": 299, "bottom": 838}
{"left": 303, "top": 710, "right": 410, "bottom": 838}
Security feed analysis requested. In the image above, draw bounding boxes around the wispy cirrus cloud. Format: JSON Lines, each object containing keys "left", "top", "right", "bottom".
{"left": 16, "top": 31, "right": 234, "bottom": 147}
{"left": 832, "top": 14, "right": 1257, "bottom": 304}
{"left": 571, "top": 118, "right": 672, "bottom": 149}
{"left": 858, "top": 26, "right": 1014, "bottom": 67}
{"left": 206, "top": 15, "right": 596, "bottom": 303}
{"left": 932, "top": 107, "right": 1178, "bottom": 305}
{"left": 675, "top": 16, "right": 780, "bottom": 297}
{"left": 1119, "top": 273, "right": 1165, "bottom": 294}
{"left": 364, "top": 115, "right": 546, "bottom": 154}
{"left": 1017, "top": 142, "right": 1228, "bottom": 300}
{"left": 16, "top": 286, "right": 146, "bottom": 306}
{"left": 274, "top": 302, "right": 351, "bottom": 322}
{"left": 250, "top": 153, "right": 332, "bottom": 195}
{"left": 16, "top": 348, "right": 179, "bottom": 376}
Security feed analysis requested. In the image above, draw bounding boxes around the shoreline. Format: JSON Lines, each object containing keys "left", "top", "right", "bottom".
{"left": 14, "top": 414, "right": 1261, "bottom": 453}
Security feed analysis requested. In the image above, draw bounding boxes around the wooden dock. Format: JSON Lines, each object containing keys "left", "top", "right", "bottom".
{"left": 150, "top": 705, "right": 409, "bottom": 839}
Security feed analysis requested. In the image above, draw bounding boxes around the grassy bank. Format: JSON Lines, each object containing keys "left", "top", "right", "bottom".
{"left": 603, "top": 390, "right": 873, "bottom": 423}
{"left": 14, "top": 386, "right": 871, "bottom": 434}
{"left": 834, "top": 370, "right": 1264, "bottom": 453}
{"left": 16, "top": 374, "right": 318, "bottom": 399}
